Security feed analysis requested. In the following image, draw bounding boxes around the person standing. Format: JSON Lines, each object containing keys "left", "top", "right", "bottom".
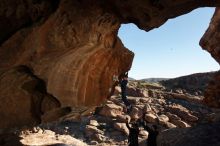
{"left": 119, "top": 72, "right": 131, "bottom": 109}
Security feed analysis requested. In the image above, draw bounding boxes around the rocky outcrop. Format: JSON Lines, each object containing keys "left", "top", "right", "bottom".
{"left": 0, "top": 0, "right": 220, "bottom": 129}
{"left": 0, "top": 0, "right": 134, "bottom": 129}
{"left": 161, "top": 72, "right": 215, "bottom": 95}
{"left": 200, "top": 8, "right": 220, "bottom": 63}
{"left": 200, "top": 9, "right": 220, "bottom": 108}
{"left": 202, "top": 72, "right": 220, "bottom": 108}
{"left": 157, "top": 122, "right": 220, "bottom": 146}
{"left": 0, "top": 66, "right": 60, "bottom": 128}
{"left": 99, "top": 104, "right": 123, "bottom": 118}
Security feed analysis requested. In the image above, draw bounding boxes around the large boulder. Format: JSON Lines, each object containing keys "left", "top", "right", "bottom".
{"left": 127, "top": 86, "right": 146, "bottom": 97}
{"left": 99, "top": 104, "right": 123, "bottom": 118}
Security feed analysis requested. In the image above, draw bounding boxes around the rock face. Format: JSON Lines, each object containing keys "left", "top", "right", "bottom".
{"left": 0, "top": 0, "right": 220, "bottom": 128}
{"left": 200, "top": 8, "right": 220, "bottom": 108}
{"left": 157, "top": 122, "right": 220, "bottom": 146}
{"left": 161, "top": 72, "right": 215, "bottom": 95}
{"left": 0, "top": 0, "right": 133, "bottom": 129}
{"left": 202, "top": 71, "right": 220, "bottom": 108}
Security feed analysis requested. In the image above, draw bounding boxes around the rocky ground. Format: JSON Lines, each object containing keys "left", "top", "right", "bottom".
{"left": 1, "top": 80, "right": 220, "bottom": 146}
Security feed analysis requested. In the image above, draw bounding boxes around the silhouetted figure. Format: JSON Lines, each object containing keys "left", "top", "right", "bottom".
{"left": 119, "top": 73, "right": 131, "bottom": 108}
{"left": 126, "top": 121, "right": 140, "bottom": 146}
{"left": 119, "top": 72, "right": 131, "bottom": 108}
{"left": 142, "top": 122, "right": 159, "bottom": 146}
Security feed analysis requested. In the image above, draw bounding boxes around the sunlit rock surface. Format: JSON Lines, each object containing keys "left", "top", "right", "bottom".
{"left": 0, "top": 0, "right": 220, "bottom": 128}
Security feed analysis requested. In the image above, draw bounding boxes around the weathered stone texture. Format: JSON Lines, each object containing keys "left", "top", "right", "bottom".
{"left": 200, "top": 9, "right": 220, "bottom": 108}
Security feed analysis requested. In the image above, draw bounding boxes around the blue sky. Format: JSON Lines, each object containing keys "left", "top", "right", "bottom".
{"left": 118, "top": 8, "right": 219, "bottom": 80}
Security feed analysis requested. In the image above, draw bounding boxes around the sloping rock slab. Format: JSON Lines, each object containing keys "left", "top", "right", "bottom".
{"left": 157, "top": 122, "right": 220, "bottom": 146}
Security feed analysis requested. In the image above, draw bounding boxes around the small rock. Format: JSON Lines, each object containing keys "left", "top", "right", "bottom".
{"left": 106, "top": 100, "right": 114, "bottom": 104}
{"left": 99, "top": 104, "right": 123, "bottom": 117}
{"left": 158, "top": 114, "right": 169, "bottom": 124}
{"left": 85, "top": 125, "right": 104, "bottom": 137}
{"left": 130, "top": 107, "right": 143, "bottom": 120}
{"left": 148, "top": 90, "right": 156, "bottom": 98}
{"left": 114, "top": 86, "right": 122, "bottom": 95}
{"left": 90, "top": 141, "right": 98, "bottom": 145}
{"left": 116, "top": 115, "right": 131, "bottom": 123}
{"left": 89, "top": 120, "right": 99, "bottom": 127}
{"left": 140, "top": 98, "right": 150, "bottom": 103}
{"left": 94, "top": 133, "right": 105, "bottom": 142}
{"left": 32, "top": 127, "right": 41, "bottom": 133}
{"left": 127, "top": 97, "right": 140, "bottom": 104}
{"left": 142, "top": 90, "right": 149, "bottom": 97}
{"left": 139, "top": 130, "right": 149, "bottom": 138}
{"left": 166, "top": 112, "right": 181, "bottom": 121}
{"left": 114, "top": 123, "right": 129, "bottom": 136}
{"left": 171, "top": 120, "right": 190, "bottom": 128}
{"left": 164, "top": 122, "right": 177, "bottom": 129}
{"left": 143, "top": 104, "right": 152, "bottom": 113}
{"left": 145, "top": 113, "right": 157, "bottom": 123}
{"left": 174, "top": 89, "right": 183, "bottom": 94}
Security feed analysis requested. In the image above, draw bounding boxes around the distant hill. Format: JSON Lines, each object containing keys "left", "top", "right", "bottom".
{"left": 128, "top": 77, "right": 136, "bottom": 81}
{"left": 140, "top": 78, "right": 169, "bottom": 83}
{"left": 160, "top": 72, "right": 216, "bottom": 94}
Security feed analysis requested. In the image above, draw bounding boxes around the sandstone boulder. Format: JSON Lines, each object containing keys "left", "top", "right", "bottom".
{"left": 93, "top": 133, "right": 106, "bottom": 142}
{"left": 116, "top": 115, "right": 131, "bottom": 123}
{"left": 158, "top": 114, "right": 169, "bottom": 124}
{"left": 167, "top": 105, "right": 198, "bottom": 122}
{"left": 145, "top": 113, "right": 158, "bottom": 123}
{"left": 114, "top": 86, "right": 122, "bottom": 95}
{"left": 99, "top": 104, "right": 123, "bottom": 118}
{"left": 164, "top": 122, "right": 177, "bottom": 129}
{"left": 171, "top": 120, "right": 190, "bottom": 128}
{"left": 89, "top": 120, "right": 99, "bottom": 127}
{"left": 143, "top": 104, "right": 153, "bottom": 113}
{"left": 139, "top": 98, "right": 150, "bottom": 104}
{"left": 127, "top": 87, "right": 146, "bottom": 97}
{"left": 166, "top": 112, "right": 181, "bottom": 121}
{"left": 127, "top": 97, "right": 140, "bottom": 104}
{"left": 130, "top": 107, "right": 143, "bottom": 120}
{"left": 113, "top": 123, "right": 129, "bottom": 136}
{"left": 85, "top": 125, "right": 104, "bottom": 137}
{"left": 139, "top": 130, "right": 149, "bottom": 138}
